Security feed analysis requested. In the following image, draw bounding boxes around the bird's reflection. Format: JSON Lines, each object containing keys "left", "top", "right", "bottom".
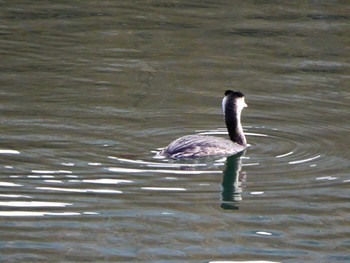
{"left": 221, "top": 151, "right": 246, "bottom": 210}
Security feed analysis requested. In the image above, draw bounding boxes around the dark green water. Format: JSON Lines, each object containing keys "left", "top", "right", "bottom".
{"left": 0, "top": 1, "right": 349, "bottom": 262}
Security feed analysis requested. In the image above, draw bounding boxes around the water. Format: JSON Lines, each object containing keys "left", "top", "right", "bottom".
{"left": 1, "top": 1, "right": 349, "bottom": 262}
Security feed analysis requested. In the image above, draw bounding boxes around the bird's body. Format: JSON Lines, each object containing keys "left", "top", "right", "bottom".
{"left": 158, "top": 90, "right": 248, "bottom": 159}
{"left": 160, "top": 134, "right": 246, "bottom": 158}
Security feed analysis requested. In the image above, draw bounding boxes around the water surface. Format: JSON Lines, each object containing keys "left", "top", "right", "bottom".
{"left": 0, "top": 1, "right": 349, "bottom": 262}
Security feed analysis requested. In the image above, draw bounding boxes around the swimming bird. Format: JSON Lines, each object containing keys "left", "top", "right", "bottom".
{"left": 158, "top": 90, "right": 248, "bottom": 158}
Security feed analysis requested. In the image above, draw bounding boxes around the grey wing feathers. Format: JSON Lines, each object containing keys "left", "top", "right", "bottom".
{"left": 160, "top": 135, "right": 244, "bottom": 158}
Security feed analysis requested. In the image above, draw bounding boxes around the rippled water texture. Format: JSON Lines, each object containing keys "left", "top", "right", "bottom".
{"left": 1, "top": 1, "right": 349, "bottom": 262}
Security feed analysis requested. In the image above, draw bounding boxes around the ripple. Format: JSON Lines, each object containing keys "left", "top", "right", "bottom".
{"left": 28, "top": 175, "right": 55, "bottom": 178}
{"left": 0, "top": 211, "right": 81, "bottom": 217}
{"left": 275, "top": 151, "right": 294, "bottom": 158}
{"left": 70, "top": 179, "right": 133, "bottom": 184}
{"left": 109, "top": 156, "right": 207, "bottom": 167}
{"left": 107, "top": 167, "right": 221, "bottom": 175}
{"left": 0, "top": 201, "right": 72, "bottom": 207}
{"left": 0, "top": 149, "right": 20, "bottom": 154}
{"left": 184, "top": 124, "right": 349, "bottom": 193}
{"left": 0, "top": 211, "right": 98, "bottom": 217}
{"left": 0, "top": 194, "right": 32, "bottom": 198}
{"left": 61, "top": 162, "right": 75, "bottom": 166}
{"left": 88, "top": 162, "right": 102, "bottom": 166}
{"left": 209, "top": 261, "right": 280, "bottom": 263}
{"left": 288, "top": 154, "right": 321, "bottom": 165}
{"left": 31, "top": 170, "right": 73, "bottom": 174}
{"left": 36, "top": 187, "right": 122, "bottom": 194}
{"left": 242, "top": 123, "right": 346, "bottom": 177}
{"left": 250, "top": 191, "right": 264, "bottom": 195}
{"left": 141, "top": 187, "right": 187, "bottom": 191}
{"left": 316, "top": 176, "right": 338, "bottom": 181}
{"left": 44, "top": 180, "right": 64, "bottom": 183}
{"left": 198, "top": 130, "right": 269, "bottom": 138}
{"left": 0, "top": 182, "right": 22, "bottom": 187}
{"left": 256, "top": 231, "right": 273, "bottom": 236}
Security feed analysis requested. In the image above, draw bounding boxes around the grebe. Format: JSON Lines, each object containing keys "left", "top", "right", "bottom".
{"left": 158, "top": 90, "right": 248, "bottom": 158}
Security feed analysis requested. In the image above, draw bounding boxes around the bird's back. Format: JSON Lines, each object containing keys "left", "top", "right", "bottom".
{"left": 159, "top": 135, "right": 246, "bottom": 158}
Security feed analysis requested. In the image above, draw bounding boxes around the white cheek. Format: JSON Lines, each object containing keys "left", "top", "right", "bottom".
{"left": 237, "top": 98, "right": 247, "bottom": 110}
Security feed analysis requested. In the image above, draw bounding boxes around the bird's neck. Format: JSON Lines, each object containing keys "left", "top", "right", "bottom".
{"left": 225, "top": 109, "right": 246, "bottom": 146}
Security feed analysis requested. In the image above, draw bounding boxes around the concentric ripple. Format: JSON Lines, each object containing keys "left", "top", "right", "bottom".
{"left": 244, "top": 120, "right": 348, "bottom": 182}
{"left": 192, "top": 120, "right": 349, "bottom": 192}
